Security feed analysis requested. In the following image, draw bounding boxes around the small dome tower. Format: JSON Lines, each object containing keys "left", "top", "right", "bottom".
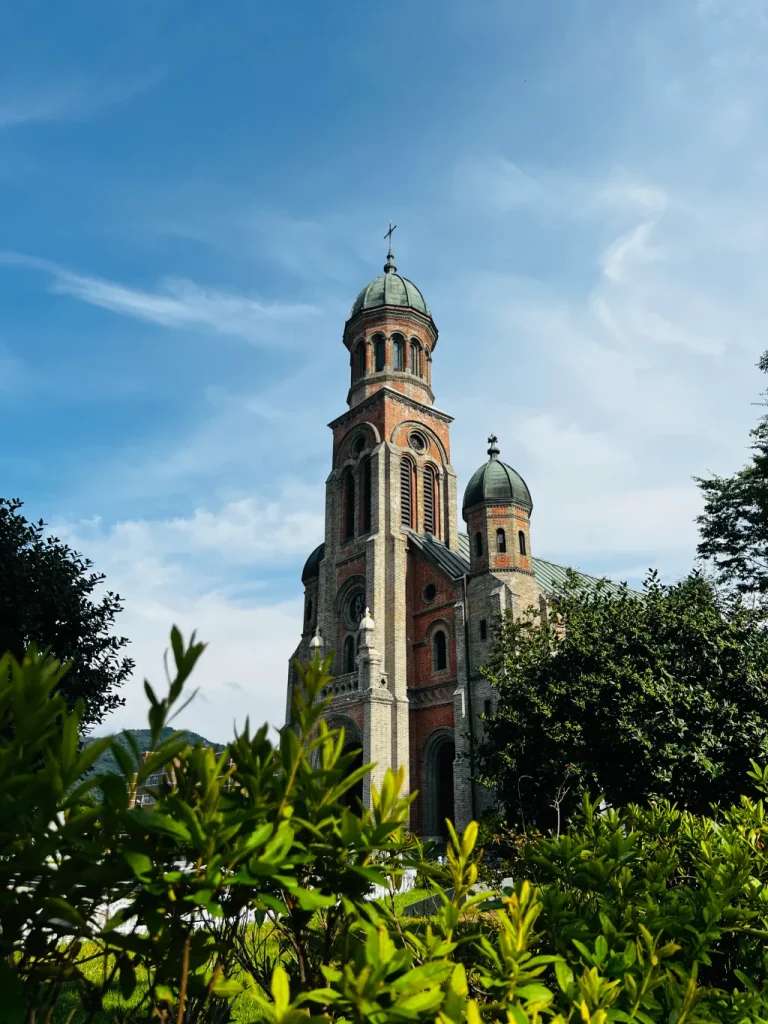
{"left": 462, "top": 435, "right": 533, "bottom": 577}
{"left": 343, "top": 229, "right": 438, "bottom": 409}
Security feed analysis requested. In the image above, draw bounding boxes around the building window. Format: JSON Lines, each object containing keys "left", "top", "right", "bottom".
{"left": 343, "top": 635, "right": 356, "bottom": 673}
{"left": 400, "top": 456, "right": 414, "bottom": 528}
{"left": 374, "top": 334, "right": 385, "bottom": 372}
{"left": 342, "top": 468, "right": 355, "bottom": 541}
{"left": 361, "top": 457, "right": 372, "bottom": 533}
{"left": 305, "top": 597, "right": 312, "bottom": 622}
{"left": 483, "top": 698, "right": 492, "bottom": 718}
{"left": 432, "top": 629, "right": 447, "bottom": 672}
{"left": 474, "top": 532, "right": 483, "bottom": 557}
{"left": 393, "top": 333, "right": 405, "bottom": 370}
{"left": 480, "top": 619, "right": 487, "bottom": 641}
{"left": 496, "top": 528, "right": 506, "bottom": 553}
{"left": 353, "top": 342, "right": 366, "bottom": 381}
{"left": 423, "top": 582, "right": 437, "bottom": 602}
{"left": 423, "top": 464, "right": 437, "bottom": 535}
{"left": 410, "top": 340, "right": 421, "bottom": 376}
{"left": 518, "top": 530, "right": 527, "bottom": 555}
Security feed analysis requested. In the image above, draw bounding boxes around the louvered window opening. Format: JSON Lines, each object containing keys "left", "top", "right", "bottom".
{"left": 362, "top": 457, "right": 372, "bottom": 533}
{"left": 400, "top": 458, "right": 413, "bottom": 527}
{"left": 424, "top": 466, "right": 436, "bottom": 535}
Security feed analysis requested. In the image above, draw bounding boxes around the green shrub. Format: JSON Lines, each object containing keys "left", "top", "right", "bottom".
{"left": 2, "top": 632, "right": 768, "bottom": 1022}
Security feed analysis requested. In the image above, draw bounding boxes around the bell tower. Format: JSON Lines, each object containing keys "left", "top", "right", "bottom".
{"left": 289, "top": 233, "right": 459, "bottom": 805}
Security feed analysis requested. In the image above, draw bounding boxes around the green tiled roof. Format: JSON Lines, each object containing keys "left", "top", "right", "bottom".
{"left": 349, "top": 272, "right": 430, "bottom": 319}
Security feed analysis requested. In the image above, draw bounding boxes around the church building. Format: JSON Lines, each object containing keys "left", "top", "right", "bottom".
{"left": 286, "top": 238, "right": 597, "bottom": 836}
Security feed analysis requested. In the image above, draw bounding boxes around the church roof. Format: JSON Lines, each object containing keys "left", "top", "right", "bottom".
{"left": 349, "top": 247, "right": 431, "bottom": 320}
{"left": 409, "top": 531, "right": 628, "bottom": 596}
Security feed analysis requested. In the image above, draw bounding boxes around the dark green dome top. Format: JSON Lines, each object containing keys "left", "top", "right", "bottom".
{"left": 301, "top": 542, "right": 325, "bottom": 584}
{"left": 462, "top": 436, "right": 533, "bottom": 516}
{"left": 349, "top": 248, "right": 430, "bottom": 320}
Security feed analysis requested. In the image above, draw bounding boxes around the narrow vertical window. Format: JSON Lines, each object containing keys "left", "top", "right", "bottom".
{"left": 342, "top": 469, "right": 355, "bottom": 541}
{"left": 354, "top": 342, "right": 366, "bottom": 380}
{"left": 393, "top": 334, "right": 404, "bottom": 370}
{"left": 483, "top": 698, "right": 492, "bottom": 717}
{"left": 474, "top": 532, "right": 483, "bottom": 557}
{"left": 374, "top": 334, "right": 385, "bottom": 372}
{"left": 410, "top": 340, "right": 421, "bottom": 376}
{"left": 480, "top": 619, "right": 487, "bottom": 640}
{"left": 400, "top": 456, "right": 414, "bottom": 528}
{"left": 518, "top": 530, "right": 527, "bottom": 555}
{"left": 343, "top": 635, "right": 355, "bottom": 673}
{"left": 496, "top": 528, "right": 507, "bottom": 553}
{"left": 423, "top": 465, "right": 437, "bottom": 535}
{"left": 362, "top": 456, "right": 372, "bottom": 533}
{"left": 433, "top": 629, "right": 447, "bottom": 672}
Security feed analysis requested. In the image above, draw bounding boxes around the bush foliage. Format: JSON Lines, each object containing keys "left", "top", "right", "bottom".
{"left": 477, "top": 570, "right": 768, "bottom": 831}
{"left": 3, "top": 634, "right": 768, "bottom": 1022}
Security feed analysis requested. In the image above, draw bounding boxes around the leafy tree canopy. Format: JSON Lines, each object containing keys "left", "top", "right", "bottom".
{"left": 477, "top": 570, "right": 768, "bottom": 831}
{"left": 0, "top": 497, "right": 131, "bottom": 728}
{"left": 697, "top": 350, "right": 768, "bottom": 597}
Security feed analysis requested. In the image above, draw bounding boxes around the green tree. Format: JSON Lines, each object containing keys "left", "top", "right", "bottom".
{"left": 0, "top": 497, "right": 131, "bottom": 727}
{"left": 477, "top": 571, "right": 768, "bottom": 831}
{"left": 697, "top": 351, "right": 768, "bottom": 598}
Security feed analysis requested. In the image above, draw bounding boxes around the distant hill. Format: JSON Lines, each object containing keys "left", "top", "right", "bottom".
{"left": 87, "top": 727, "right": 221, "bottom": 776}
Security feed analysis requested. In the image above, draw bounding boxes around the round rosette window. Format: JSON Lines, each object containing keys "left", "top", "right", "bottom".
{"left": 408, "top": 431, "right": 428, "bottom": 453}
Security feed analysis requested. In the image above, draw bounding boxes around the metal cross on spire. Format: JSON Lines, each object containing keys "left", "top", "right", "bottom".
{"left": 383, "top": 223, "right": 397, "bottom": 273}
{"left": 487, "top": 434, "right": 500, "bottom": 458}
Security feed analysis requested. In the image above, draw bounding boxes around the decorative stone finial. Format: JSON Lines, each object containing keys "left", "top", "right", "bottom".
{"left": 487, "top": 434, "right": 500, "bottom": 459}
{"left": 383, "top": 222, "right": 397, "bottom": 274}
{"left": 360, "top": 606, "right": 375, "bottom": 631}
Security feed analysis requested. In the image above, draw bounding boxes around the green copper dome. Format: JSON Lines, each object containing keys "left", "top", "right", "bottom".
{"left": 349, "top": 249, "right": 430, "bottom": 319}
{"left": 462, "top": 436, "right": 533, "bottom": 516}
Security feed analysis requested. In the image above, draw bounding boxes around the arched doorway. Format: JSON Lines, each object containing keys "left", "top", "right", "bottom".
{"left": 425, "top": 732, "right": 455, "bottom": 838}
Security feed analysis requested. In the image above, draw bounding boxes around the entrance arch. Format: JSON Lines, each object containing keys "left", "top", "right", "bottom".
{"left": 424, "top": 730, "right": 455, "bottom": 838}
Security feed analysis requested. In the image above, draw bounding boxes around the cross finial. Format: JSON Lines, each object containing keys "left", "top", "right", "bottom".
{"left": 487, "top": 434, "right": 500, "bottom": 459}
{"left": 383, "top": 222, "right": 397, "bottom": 273}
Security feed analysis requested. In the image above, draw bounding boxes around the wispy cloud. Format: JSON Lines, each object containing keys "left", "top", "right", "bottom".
{"left": 58, "top": 490, "right": 322, "bottom": 738}
{"left": 0, "top": 252, "right": 318, "bottom": 344}
{"left": 0, "top": 70, "right": 163, "bottom": 129}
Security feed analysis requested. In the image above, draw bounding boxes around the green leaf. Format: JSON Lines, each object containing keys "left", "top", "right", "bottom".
{"left": 124, "top": 849, "right": 154, "bottom": 880}
{"left": 554, "top": 960, "right": 574, "bottom": 993}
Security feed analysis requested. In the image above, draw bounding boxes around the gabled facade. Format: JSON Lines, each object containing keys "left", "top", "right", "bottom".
{"left": 286, "top": 242, "right": 601, "bottom": 836}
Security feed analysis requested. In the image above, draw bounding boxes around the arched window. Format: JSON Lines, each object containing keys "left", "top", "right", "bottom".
{"left": 479, "top": 619, "right": 487, "bottom": 641}
{"left": 361, "top": 456, "right": 372, "bottom": 533}
{"left": 343, "top": 635, "right": 355, "bottom": 673}
{"left": 410, "top": 340, "right": 421, "bottom": 376}
{"left": 374, "top": 334, "right": 385, "bottom": 372}
{"left": 474, "top": 532, "right": 483, "bottom": 557}
{"left": 432, "top": 629, "right": 447, "bottom": 672}
{"left": 342, "top": 468, "right": 355, "bottom": 541}
{"left": 518, "top": 530, "right": 527, "bottom": 556}
{"left": 353, "top": 342, "right": 366, "bottom": 380}
{"left": 400, "top": 456, "right": 414, "bottom": 528}
{"left": 305, "top": 597, "right": 313, "bottom": 622}
{"left": 496, "top": 528, "right": 507, "bottom": 553}
{"left": 423, "top": 464, "right": 438, "bottom": 535}
{"left": 393, "top": 334, "right": 405, "bottom": 370}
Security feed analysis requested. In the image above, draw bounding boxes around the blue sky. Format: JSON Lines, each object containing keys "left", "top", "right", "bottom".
{"left": 2, "top": 1, "right": 767, "bottom": 739}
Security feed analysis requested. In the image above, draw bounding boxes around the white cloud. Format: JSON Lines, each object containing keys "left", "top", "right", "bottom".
{"left": 0, "top": 252, "right": 318, "bottom": 344}
{"left": 58, "top": 491, "right": 324, "bottom": 741}
{"left": 0, "top": 70, "right": 163, "bottom": 128}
